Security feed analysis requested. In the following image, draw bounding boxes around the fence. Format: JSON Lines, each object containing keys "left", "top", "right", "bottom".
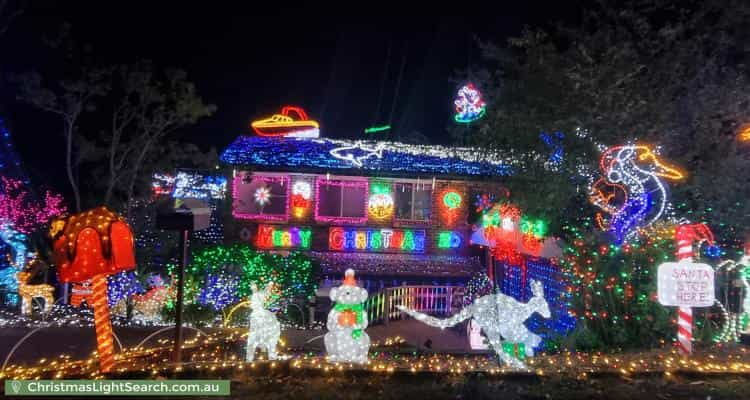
{"left": 365, "top": 285, "right": 465, "bottom": 326}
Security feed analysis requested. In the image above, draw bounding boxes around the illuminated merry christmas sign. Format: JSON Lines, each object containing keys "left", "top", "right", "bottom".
{"left": 255, "top": 224, "right": 312, "bottom": 249}
{"left": 329, "top": 227, "right": 425, "bottom": 253}
{"left": 437, "top": 231, "right": 462, "bottom": 249}
{"left": 657, "top": 261, "right": 714, "bottom": 307}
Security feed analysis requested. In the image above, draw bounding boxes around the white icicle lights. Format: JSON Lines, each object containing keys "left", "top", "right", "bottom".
{"left": 325, "top": 269, "right": 370, "bottom": 364}
{"left": 398, "top": 280, "right": 551, "bottom": 370}
{"left": 246, "top": 282, "right": 281, "bottom": 361}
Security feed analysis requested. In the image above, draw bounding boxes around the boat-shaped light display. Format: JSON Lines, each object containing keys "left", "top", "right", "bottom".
{"left": 251, "top": 106, "right": 320, "bottom": 138}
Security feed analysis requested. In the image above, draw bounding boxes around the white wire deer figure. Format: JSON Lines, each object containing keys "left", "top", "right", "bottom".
{"left": 714, "top": 249, "right": 750, "bottom": 342}
{"left": 17, "top": 270, "right": 54, "bottom": 315}
{"left": 398, "top": 280, "right": 550, "bottom": 369}
{"left": 246, "top": 281, "right": 281, "bottom": 362}
{"left": 742, "top": 253, "right": 750, "bottom": 321}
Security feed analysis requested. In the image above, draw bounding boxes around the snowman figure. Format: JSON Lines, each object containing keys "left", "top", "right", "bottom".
{"left": 324, "top": 269, "right": 370, "bottom": 364}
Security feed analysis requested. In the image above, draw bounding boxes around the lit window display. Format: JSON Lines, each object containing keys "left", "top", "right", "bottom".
{"left": 394, "top": 182, "right": 432, "bottom": 222}
{"left": 315, "top": 178, "right": 368, "bottom": 224}
{"left": 233, "top": 173, "right": 290, "bottom": 221}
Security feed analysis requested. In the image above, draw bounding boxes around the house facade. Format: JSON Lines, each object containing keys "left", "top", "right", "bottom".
{"left": 219, "top": 134, "right": 517, "bottom": 284}
{"left": 159, "top": 112, "right": 575, "bottom": 340}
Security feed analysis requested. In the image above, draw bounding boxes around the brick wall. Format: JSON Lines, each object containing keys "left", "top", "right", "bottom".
{"left": 227, "top": 170, "right": 507, "bottom": 257}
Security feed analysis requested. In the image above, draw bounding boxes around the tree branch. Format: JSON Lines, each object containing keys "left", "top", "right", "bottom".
{"left": 0, "top": 0, "right": 22, "bottom": 38}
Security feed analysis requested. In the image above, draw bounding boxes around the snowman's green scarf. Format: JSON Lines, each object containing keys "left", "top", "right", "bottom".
{"left": 334, "top": 302, "right": 364, "bottom": 340}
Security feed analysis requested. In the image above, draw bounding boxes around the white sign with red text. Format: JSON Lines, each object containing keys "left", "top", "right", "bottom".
{"left": 657, "top": 261, "right": 715, "bottom": 307}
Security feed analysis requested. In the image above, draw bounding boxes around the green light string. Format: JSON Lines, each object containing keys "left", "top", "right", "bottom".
{"left": 364, "top": 125, "right": 391, "bottom": 134}
{"left": 166, "top": 244, "right": 320, "bottom": 311}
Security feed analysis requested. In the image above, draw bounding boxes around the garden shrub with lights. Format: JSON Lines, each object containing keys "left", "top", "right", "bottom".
{"left": 163, "top": 244, "right": 320, "bottom": 326}
{"left": 559, "top": 217, "right": 733, "bottom": 351}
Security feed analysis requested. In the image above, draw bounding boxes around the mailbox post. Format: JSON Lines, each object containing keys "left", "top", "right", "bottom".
{"left": 157, "top": 199, "right": 210, "bottom": 365}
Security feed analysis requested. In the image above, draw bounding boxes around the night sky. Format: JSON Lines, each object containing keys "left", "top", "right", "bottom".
{"left": 0, "top": 1, "right": 580, "bottom": 191}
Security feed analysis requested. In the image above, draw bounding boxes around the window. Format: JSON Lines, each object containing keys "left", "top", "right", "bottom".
{"left": 394, "top": 182, "right": 432, "bottom": 221}
{"left": 315, "top": 178, "right": 368, "bottom": 223}
{"left": 233, "top": 173, "right": 289, "bottom": 221}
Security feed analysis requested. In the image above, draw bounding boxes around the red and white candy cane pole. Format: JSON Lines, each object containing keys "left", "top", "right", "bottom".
{"left": 675, "top": 228, "right": 694, "bottom": 355}
{"left": 674, "top": 223, "right": 714, "bottom": 355}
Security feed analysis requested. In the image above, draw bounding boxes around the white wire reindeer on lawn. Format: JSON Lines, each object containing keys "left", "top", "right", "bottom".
{"left": 246, "top": 282, "right": 281, "bottom": 362}
{"left": 398, "top": 280, "right": 550, "bottom": 370}
{"left": 714, "top": 249, "right": 750, "bottom": 342}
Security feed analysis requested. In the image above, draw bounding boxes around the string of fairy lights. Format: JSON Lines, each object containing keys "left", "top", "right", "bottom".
{"left": 1, "top": 88, "right": 749, "bottom": 381}
{"left": 219, "top": 136, "right": 532, "bottom": 177}
{"left": 2, "top": 328, "right": 750, "bottom": 381}
{"left": 165, "top": 244, "right": 318, "bottom": 314}
{"left": 0, "top": 176, "right": 66, "bottom": 306}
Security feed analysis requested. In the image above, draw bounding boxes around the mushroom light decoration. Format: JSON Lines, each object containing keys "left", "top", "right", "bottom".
{"left": 50, "top": 206, "right": 136, "bottom": 373}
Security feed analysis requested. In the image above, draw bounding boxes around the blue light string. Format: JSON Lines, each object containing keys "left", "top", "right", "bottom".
{"left": 539, "top": 131, "right": 565, "bottom": 166}
{"left": 0, "top": 117, "right": 29, "bottom": 304}
{"left": 198, "top": 272, "right": 241, "bottom": 311}
{"left": 0, "top": 118, "right": 26, "bottom": 181}
{"left": 498, "top": 257, "right": 576, "bottom": 351}
{"left": 173, "top": 172, "right": 227, "bottom": 200}
{"left": 610, "top": 192, "right": 652, "bottom": 245}
{"left": 220, "top": 136, "right": 514, "bottom": 177}
{"left": 107, "top": 271, "right": 145, "bottom": 308}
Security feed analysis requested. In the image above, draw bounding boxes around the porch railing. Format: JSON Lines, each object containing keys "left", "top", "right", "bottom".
{"left": 365, "top": 285, "right": 465, "bottom": 326}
